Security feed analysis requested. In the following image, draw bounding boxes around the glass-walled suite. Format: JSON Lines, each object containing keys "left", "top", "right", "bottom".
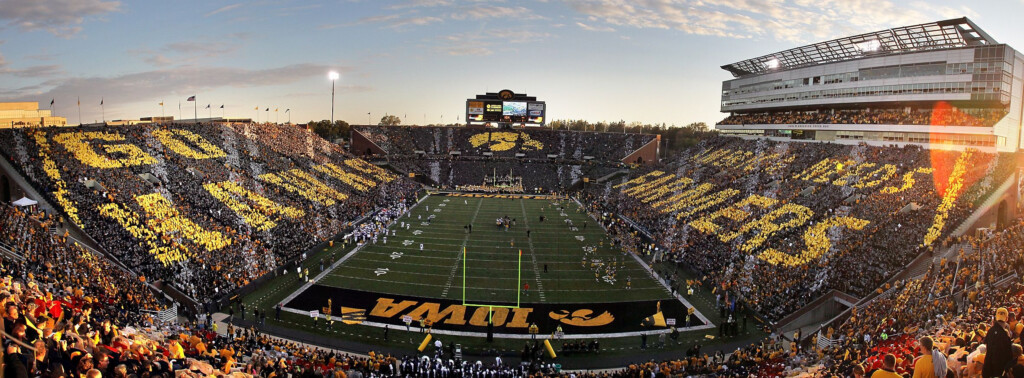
{"left": 722, "top": 46, "right": 1014, "bottom": 106}
{"left": 721, "top": 82, "right": 1007, "bottom": 108}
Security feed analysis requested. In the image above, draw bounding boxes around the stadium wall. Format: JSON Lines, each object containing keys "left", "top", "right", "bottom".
{"left": 621, "top": 134, "right": 659, "bottom": 165}
{"left": 350, "top": 129, "right": 387, "bottom": 156}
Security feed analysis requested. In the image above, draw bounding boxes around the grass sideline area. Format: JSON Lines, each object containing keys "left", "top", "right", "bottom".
{"left": 233, "top": 194, "right": 769, "bottom": 368}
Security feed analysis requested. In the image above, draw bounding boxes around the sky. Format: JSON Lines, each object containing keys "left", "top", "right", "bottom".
{"left": 1, "top": 0, "right": 1022, "bottom": 127}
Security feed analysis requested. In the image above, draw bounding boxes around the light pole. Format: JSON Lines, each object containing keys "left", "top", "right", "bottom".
{"left": 328, "top": 71, "right": 339, "bottom": 125}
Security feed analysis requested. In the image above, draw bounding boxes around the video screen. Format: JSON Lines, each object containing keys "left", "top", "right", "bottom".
{"left": 502, "top": 102, "right": 527, "bottom": 117}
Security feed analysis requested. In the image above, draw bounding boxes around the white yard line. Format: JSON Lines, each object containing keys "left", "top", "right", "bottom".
{"left": 441, "top": 198, "right": 483, "bottom": 298}
{"left": 518, "top": 199, "right": 546, "bottom": 302}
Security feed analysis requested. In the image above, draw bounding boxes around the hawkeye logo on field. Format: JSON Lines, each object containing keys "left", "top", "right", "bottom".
{"left": 549, "top": 309, "right": 615, "bottom": 327}
{"left": 369, "top": 297, "right": 614, "bottom": 328}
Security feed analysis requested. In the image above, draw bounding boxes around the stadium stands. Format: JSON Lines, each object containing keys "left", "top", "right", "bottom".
{"left": 586, "top": 136, "right": 1012, "bottom": 321}
{"left": 717, "top": 107, "right": 1008, "bottom": 127}
{"left": 355, "top": 126, "right": 654, "bottom": 191}
{"left": 2, "top": 120, "right": 1022, "bottom": 377}
{"left": 355, "top": 126, "right": 657, "bottom": 161}
{"left": 0, "top": 123, "right": 419, "bottom": 302}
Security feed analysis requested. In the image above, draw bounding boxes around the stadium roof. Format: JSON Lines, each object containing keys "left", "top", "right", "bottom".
{"left": 721, "top": 17, "right": 997, "bottom": 78}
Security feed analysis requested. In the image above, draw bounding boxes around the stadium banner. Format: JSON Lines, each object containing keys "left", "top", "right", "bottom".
{"left": 527, "top": 103, "right": 544, "bottom": 111}
{"left": 284, "top": 285, "right": 695, "bottom": 334}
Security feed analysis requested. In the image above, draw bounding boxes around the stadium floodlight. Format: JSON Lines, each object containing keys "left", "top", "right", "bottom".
{"left": 328, "top": 71, "right": 340, "bottom": 125}
{"left": 764, "top": 58, "right": 780, "bottom": 69}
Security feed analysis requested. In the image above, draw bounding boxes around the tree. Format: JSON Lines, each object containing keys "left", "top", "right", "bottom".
{"left": 683, "top": 122, "right": 709, "bottom": 132}
{"left": 379, "top": 115, "right": 401, "bottom": 126}
{"left": 308, "top": 119, "right": 350, "bottom": 141}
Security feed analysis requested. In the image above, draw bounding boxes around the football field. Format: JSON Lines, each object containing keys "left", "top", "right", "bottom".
{"left": 320, "top": 194, "right": 669, "bottom": 304}
{"left": 276, "top": 193, "right": 713, "bottom": 337}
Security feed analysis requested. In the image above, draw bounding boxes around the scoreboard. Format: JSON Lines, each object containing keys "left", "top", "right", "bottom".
{"left": 466, "top": 90, "right": 545, "bottom": 126}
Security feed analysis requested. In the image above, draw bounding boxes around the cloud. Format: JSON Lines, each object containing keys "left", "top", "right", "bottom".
{"left": 6, "top": 65, "right": 63, "bottom": 78}
{"left": 562, "top": 0, "right": 978, "bottom": 43}
{"left": 387, "top": 0, "right": 454, "bottom": 9}
{"left": 439, "top": 29, "right": 551, "bottom": 55}
{"left": 2, "top": 63, "right": 349, "bottom": 106}
{"left": 390, "top": 16, "right": 443, "bottom": 28}
{"left": 575, "top": 21, "right": 615, "bottom": 32}
{"left": 446, "top": 47, "right": 494, "bottom": 56}
{"left": 130, "top": 36, "right": 246, "bottom": 67}
{"left": 449, "top": 5, "right": 542, "bottom": 20}
{"left": 319, "top": 14, "right": 403, "bottom": 30}
{"left": 205, "top": 3, "right": 242, "bottom": 17}
{"left": 0, "top": 43, "right": 63, "bottom": 78}
{"left": 0, "top": 0, "right": 120, "bottom": 36}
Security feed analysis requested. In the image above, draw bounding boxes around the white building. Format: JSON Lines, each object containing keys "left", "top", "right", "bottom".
{"left": 716, "top": 18, "right": 1023, "bottom": 152}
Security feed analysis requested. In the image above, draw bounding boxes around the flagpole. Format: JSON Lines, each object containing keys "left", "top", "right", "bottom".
{"left": 101, "top": 98, "right": 105, "bottom": 124}
{"left": 193, "top": 95, "right": 198, "bottom": 124}
{"left": 161, "top": 100, "right": 165, "bottom": 117}
{"left": 179, "top": 101, "right": 182, "bottom": 121}
{"left": 77, "top": 97, "right": 82, "bottom": 126}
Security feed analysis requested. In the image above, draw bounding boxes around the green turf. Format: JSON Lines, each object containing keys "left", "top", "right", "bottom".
{"left": 234, "top": 194, "right": 770, "bottom": 364}
{"left": 317, "top": 195, "right": 670, "bottom": 304}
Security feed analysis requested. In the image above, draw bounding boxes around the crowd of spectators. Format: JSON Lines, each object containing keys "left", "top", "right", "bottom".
{"left": 388, "top": 157, "right": 623, "bottom": 193}
{"left": 0, "top": 123, "right": 419, "bottom": 304}
{"left": 355, "top": 126, "right": 656, "bottom": 161}
{"left": 586, "top": 136, "right": 1007, "bottom": 322}
{"left": 718, "top": 107, "right": 1008, "bottom": 127}
{"left": 355, "top": 126, "right": 650, "bottom": 193}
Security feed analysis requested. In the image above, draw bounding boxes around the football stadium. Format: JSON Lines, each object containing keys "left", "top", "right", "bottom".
{"left": 1, "top": 2, "right": 1024, "bottom": 376}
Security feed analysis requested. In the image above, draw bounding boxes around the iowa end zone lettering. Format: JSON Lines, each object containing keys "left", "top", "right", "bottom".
{"left": 285, "top": 286, "right": 696, "bottom": 334}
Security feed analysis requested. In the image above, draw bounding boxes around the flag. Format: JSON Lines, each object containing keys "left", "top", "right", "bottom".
{"left": 285, "top": 109, "right": 290, "bottom": 113}
{"left": 159, "top": 101, "right": 164, "bottom": 106}
{"left": 205, "top": 104, "right": 211, "bottom": 109}
{"left": 254, "top": 106, "right": 258, "bottom": 110}
{"left": 274, "top": 108, "right": 278, "bottom": 112}
{"left": 220, "top": 104, "right": 224, "bottom": 109}
{"left": 186, "top": 96, "right": 196, "bottom": 101}
{"left": 265, "top": 108, "right": 269, "bottom": 111}
{"left": 50, "top": 99, "right": 54, "bottom": 106}
{"left": 77, "top": 97, "right": 80, "bottom": 106}
{"left": 100, "top": 98, "right": 104, "bottom": 106}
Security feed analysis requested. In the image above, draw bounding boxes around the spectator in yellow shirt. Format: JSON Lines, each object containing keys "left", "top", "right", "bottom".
{"left": 913, "top": 336, "right": 936, "bottom": 378}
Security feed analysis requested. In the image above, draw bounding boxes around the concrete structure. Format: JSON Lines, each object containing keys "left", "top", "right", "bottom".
{"left": 716, "top": 18, "right": 1024, "bottom": 153}
{"left": 0, "top": 102, "right": 67, "bottom": 128}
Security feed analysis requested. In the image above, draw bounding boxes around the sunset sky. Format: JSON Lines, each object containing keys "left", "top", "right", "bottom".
{"left": 1, "top": 0, "right": 1021, "bottom": 126}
